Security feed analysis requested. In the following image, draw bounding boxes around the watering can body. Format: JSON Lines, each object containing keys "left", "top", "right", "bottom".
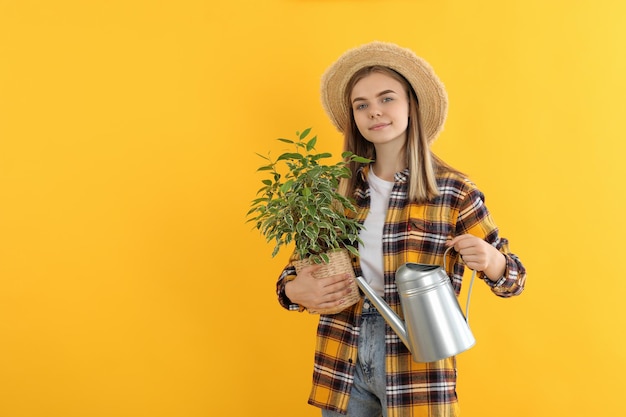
{"left": 356, "top": 261, "right": 475, "bottom": 363}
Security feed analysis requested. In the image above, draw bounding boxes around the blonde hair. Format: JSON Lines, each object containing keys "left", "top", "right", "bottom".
{"left": 338, "top": 66, "right": 457, "bottom": 203}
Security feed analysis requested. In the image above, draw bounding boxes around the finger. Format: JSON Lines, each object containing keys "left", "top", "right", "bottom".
{"left": 321, "top": 285, "right": 353, "bottom": 306}
{"left": 315, "top": 298, "right": 345, "bottom": 312}
{"left": 459, "top": 253, "right": 478, "bottom": 264}
{"left": 454, "top": 234, "right": 478, "bottom": 247}
{"left": 318, "top": 272, "right": 352, "bottom": 287}
{"left": 446, "top": 234, "right": 470, "bottom": 250}
{"left": 323, "top": 278, "right": 354, "bottom": 296}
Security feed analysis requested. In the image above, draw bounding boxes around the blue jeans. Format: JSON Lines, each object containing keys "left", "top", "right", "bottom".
{"left": 322, "top": 300, "right": 387, "bottom": 417}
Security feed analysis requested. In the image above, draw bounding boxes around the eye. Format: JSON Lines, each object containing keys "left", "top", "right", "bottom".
{"left": 355, "top": 103, "right": 367, "bottom": 110}
{"left": 382, "top": 96, "right": 394, "bottom": 103}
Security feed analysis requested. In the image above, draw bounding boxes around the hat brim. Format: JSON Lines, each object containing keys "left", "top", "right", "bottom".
{"left": 321, "top": 41, "right": 448, "bottom": 143}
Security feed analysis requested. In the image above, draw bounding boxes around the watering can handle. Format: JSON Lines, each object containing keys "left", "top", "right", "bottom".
{"left": 443, "top": 245, "right": 477, "bottom": 324}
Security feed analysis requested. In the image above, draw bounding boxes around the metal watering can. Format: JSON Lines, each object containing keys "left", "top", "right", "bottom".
{"left": 356, "top": 247, "right": 476, "bottom": 363}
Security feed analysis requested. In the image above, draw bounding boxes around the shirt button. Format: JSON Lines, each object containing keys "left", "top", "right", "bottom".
{"left": 364, "top": 302, "right": 370, "bottom": 309}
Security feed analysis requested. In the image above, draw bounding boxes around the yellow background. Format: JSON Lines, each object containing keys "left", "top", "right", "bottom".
{"left": 1, "top": 0, "right": 625, "bottom": 416}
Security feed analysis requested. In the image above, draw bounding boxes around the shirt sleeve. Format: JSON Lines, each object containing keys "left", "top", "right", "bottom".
{"left": 455, "top": 185, "right": 527, "bottom": 298}
{"left": 276, "top": 265, "right": 305, "bottom": 311}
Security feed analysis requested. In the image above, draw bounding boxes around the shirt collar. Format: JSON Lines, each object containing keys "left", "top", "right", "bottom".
{"left": 358, "top": 165, "right": 409, "bottom": 183}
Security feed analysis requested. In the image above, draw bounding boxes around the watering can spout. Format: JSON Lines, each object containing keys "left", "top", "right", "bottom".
{"left": 356, "top": 276, "right": 409, "bottom": 348}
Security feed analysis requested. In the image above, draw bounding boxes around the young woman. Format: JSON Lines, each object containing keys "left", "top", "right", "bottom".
{"left": 277, "top": 41, "right": 526, "bottom": 417}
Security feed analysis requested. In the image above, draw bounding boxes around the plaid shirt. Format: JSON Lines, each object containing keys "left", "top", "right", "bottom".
{"left": 277, "top": 166, "right": 526, "bottom": 416}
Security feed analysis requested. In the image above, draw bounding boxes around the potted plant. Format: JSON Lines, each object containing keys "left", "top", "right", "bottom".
{"left": 247, "top": 128, "right": 371, "bottom": 314}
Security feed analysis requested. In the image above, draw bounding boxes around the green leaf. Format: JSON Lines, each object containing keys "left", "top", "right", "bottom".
{"left": 345, "top": 245, "right": 360, "bottom": 258}
{"left": 284, "top": 213, "right": 294, "bottom": 229}
{"left": 245, "top": 206, "right": 259, "bottom": 216}
{"left": 318, "top": 206, "right": 335, "bottom": 217}
{"left": 299, "top": 127, "right": 312, "bottom": 139}
{"left": 277, "top": 152, "right": 304, "bottom": 162}
{"left": 311, "top": 152, "right": 332, "bottom": 161}
{"left": 306, "top": 135, "right": 317, "bottom": 151}
{"left": 250, "top": 197, "right": 269, "bottom": 205}
{"left": 279, "top": 179, "right": 294, "bottom": 193}
{"left": 303, "top": 227, "right": 317, "bottom": 242}
{"left": 352, "top": 156, "right": 373, "bottom": 163}
{"left": 319, "top": 221, "right": 333, "bottom": 230}
{"left": 277, "top": 138, "right": 294, "bottom": 144}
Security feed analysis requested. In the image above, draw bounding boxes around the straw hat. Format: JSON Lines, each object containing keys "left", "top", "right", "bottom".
{"left": 321, "top": 41, "right": 448, "bottom": 143}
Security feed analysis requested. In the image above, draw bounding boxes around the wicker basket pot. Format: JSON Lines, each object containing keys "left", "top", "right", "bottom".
{"left": 292, "top": 248, "right": 361, "bottom": 315}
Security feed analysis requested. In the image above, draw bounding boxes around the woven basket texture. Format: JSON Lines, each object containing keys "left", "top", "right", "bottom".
{"left": 292, "top": 249, "right": 360, "bottom": 315}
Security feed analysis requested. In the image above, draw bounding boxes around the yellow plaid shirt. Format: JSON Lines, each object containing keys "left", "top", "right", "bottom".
{"left": 277, "top": 166, "right": 526, "bottom": 416}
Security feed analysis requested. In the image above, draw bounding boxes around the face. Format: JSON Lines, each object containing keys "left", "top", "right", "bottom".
{"left": 349, "top": 71, "right": 410, "bottom": 147}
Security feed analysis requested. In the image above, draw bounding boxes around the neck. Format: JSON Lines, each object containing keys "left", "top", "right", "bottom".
{"left": 371, "top": 142, "right": 406, "bottom": 181}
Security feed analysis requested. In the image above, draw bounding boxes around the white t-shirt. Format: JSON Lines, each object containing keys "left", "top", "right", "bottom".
{"left": 358, "top": 168, "right": 394, "bottom": 296}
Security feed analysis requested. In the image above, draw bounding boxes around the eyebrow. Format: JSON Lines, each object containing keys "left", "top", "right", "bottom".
{"left": 351, "top": 89, "right": 398, "bottom": 104}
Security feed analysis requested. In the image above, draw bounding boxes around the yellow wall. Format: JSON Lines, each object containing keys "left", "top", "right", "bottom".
{"left": 1, "top": 0, "right": 625, "bottom": 416}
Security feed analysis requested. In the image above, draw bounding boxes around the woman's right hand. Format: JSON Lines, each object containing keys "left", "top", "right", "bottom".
{"left": 284, "top": 264, "right": 355, "bottom": 312}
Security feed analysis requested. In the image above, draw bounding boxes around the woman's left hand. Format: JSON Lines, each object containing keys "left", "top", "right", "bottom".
{"left": 446, "top": 234, "right": 506, "bottom": 281}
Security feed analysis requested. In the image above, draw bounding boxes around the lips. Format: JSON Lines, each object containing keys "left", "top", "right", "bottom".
{"left": 369, "top": 123, "right": 390, "bottom": 131}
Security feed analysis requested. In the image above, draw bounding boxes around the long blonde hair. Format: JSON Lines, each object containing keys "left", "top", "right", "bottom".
{"left": 338, "top": 65, "right": 457, "bottom": 203}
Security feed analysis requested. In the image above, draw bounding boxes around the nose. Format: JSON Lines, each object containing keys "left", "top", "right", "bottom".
{"left": 369, "top": 107, "right": 382, "bottom": 118}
